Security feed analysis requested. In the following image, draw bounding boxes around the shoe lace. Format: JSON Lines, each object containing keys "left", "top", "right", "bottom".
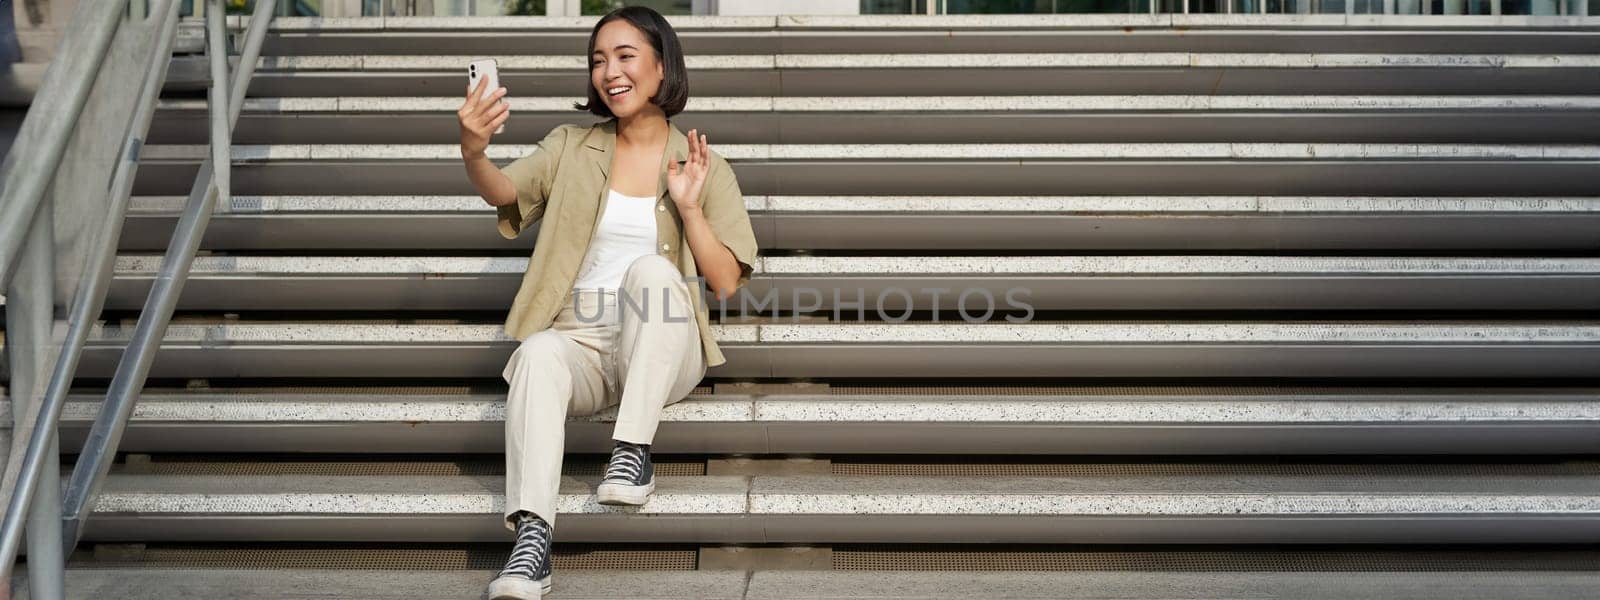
{"left": 500, "top": 517, "right": 550, "bottom": 579}
{"left": 603, "top": 443, "right": 647, "bottom": 483}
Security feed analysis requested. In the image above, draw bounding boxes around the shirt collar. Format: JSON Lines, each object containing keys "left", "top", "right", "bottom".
{"left": 582, "top": 118, "right": 688, "bottom": 200}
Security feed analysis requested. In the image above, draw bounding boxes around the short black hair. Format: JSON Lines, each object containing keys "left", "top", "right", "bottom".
{"left": 575, "top": 6, "right": 688, "bottom": 119}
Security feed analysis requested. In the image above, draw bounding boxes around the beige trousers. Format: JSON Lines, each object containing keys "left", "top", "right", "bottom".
{"left": 501, "top": 254, "right": 706, "bottom": 529}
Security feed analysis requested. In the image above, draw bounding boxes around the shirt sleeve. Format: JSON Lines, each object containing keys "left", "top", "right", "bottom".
{"left": 702, "top": 154, "right": 760, "bottom": 291}
{"left": 495, "top": 125, "right": 571, "bottom": 240}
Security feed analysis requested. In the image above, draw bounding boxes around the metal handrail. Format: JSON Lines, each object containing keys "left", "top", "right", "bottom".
{"left": 0, "top": 0, "right": 275, "bottom": 596}
{"left": 59, "top": 0, "right": 278, "bottom": 546}
{"left": 0, "top": 0, "right": 128, "bottom": 290}
{"left": 0, "top": 2, "right": 143, "bottom": 597}
{"left": 0, "top": 1, "right": 184, "bottom": 593}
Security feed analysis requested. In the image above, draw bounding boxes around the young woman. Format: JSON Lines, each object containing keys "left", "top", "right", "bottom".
{"left": 457, "top": 7, "right": 759, "bottom": 600}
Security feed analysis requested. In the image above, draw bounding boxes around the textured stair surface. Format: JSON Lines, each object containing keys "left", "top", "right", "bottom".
{"left": 120, "top": 195, "right": 1600, "bottom": 250}
{"left": 16, "top": 569, "right": 1600, "bottom": 600}
{"left": 106, "top": 254, "right": 1600, "bottom": 311}
{"left": 15, "top": 386, "right": 1597, "bottom": 454}
{"left": 83, "top": 467, "right": 1600, "bottom": 543}
{"left": 64, "top": 320, "right": 1600, "bottom": 379}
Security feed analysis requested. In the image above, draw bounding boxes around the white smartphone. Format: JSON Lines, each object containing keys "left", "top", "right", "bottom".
{"left": 468, "top": 58, "right": 505, "bottom": 134}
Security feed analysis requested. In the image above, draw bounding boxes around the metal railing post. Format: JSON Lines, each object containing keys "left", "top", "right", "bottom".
{"left": 58, "top": 0, "right": 280, "bottom": 545}
{"left": 0, "top": 1, "right": 185, "bottom": 594}
{"left": 4, "top": 208, "right": 63, "bottom": 600}
{"left": 208, "top": 0, "right": 233, "bottom": 212}
{"left": 0, "top": 1, "right": 129, "bottom": 291}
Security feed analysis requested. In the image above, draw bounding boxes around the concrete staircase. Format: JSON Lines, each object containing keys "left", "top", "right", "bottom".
{"left": 17, "top": 13, "right": 1600, "bottom": 599}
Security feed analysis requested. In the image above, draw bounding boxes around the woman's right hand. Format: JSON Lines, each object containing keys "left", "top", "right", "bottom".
{"left": 458, "top": 75, "right": 508, "bottom": 161}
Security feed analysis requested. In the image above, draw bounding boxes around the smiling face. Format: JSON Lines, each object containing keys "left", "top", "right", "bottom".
{"left": 590, "top": 20, "right": 665, "bottom": 120}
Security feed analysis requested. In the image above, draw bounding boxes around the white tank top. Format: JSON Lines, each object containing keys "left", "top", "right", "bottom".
{"left": 570, "top": 188, "right": 660, "bottom": 293}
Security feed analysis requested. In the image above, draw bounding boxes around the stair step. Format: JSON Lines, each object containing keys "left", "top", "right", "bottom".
{"left": 740, "top": 570, "right": 1600, "bottom": 600}
{"left": 66, "top": 321, "right": 1600, "bottom": 379}
{"left": 29, "top": 388, "right": 1600, "bottom": 454}
{"left": 166, "top": 52, "right": 1600, "bottom": 96}
{"left": 84, "top": 469, "right": 1600, "bottom": 543}
{"left": 120, "top": 195, "right": 1600, "bottom": 251}
{"left": 147, "top": 95, "right": 1600, "bottom": 144}
{"left": 25, "top": 567, "right": 1600, "bottom": 600}
{"left": 155, "top": 95, "right": 1600, "bottom": 113}
{"left": 241, "top": 13, "right": 1600, "bottom": 55}
{"left": 17, "top": 568, "right": 743, "bottom": 600}
{"left": 107, "top": 254, "right": 1600, "bottom": 311}
{"left": 139, "top": 142, "right": 1600, "bottom": 162}
{"left": 236, "top": 53, "right": 1600, "bottom": 72}
{"left": 130, "top": 143, "right": 1600, "bottom": 196}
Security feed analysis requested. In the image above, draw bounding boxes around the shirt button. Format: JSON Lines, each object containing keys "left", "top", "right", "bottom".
{"left": 657, "top": 204, "right": 666, "bottom": 212}
{"left": 660, "top": 243, "right": 670, "bottom": 252}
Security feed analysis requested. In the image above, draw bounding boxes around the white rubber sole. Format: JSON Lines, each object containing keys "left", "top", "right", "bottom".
{"left": 487, "top": 574, "right": 552, "bottom": 600}
{"left": 596, "top": 479, "right": 655, "bottom": 506}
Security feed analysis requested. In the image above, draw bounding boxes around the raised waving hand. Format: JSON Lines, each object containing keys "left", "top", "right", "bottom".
{"left": 666, "top": 128, "right": 711, "bottom": 213}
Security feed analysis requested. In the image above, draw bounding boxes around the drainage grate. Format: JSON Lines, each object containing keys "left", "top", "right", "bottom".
{"left": 122, "top": 456, "right": 707, "bottom": 477}
{"left": 71, "top": 544, "right": 697, "bottom": 571}
{"left": 566, "top": 459, "right": 705, "bottom": 477}
{"left": 832, "top": 546, "right": 1600, "bottom": 572}
{"left": 830, "top": 460, "right": 1600, "bottom": 478}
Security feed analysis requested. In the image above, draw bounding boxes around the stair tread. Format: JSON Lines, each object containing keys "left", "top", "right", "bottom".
{"left": 25, "top": 568, "right": 1600, "bottom": 600}
{"left": 80, "top": 321, "right": 1600, "bottom": 343}
{"left": 94, "top": 471, "right": 1600, "bottom": 514}
{"left": 40, "top": 391, "right": 1600, "bottom": 424}
{"left": 154, "top": 95, "right": 1600, "bottom": 113}
{"left": 125, "top": 194, "right": 1600, "bottom": 214}
{"left": 111, "top": 254, "right": 1600, "bottom": 275}
{"left": 137, "top": 142, "right": 1600, "bottom": 162}
{"left": 17, "top": 568, "right": 746, "bottom": 600}
{"left": 243, "top": 53, "right": 1600, "bottom": 71}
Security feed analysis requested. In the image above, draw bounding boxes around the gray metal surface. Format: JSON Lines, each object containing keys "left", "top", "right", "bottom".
{"left": 744, "top": 570, "right": 1600, "bottom": 600}
{"left": 118, "top": 195, "right": 1600, "bottom": 251}
{"left": 14, "top": 569, "right": 748, "bottom": 600}
{"left": 77, "top": 471, "right": 1600, "bottom": 544}
{"left": 128, "top": 154, "right": 1600, "bottom": 197}
{"left": 13, "top": 568, "right": 1600, "bottom": 600}
{"left": 61, "top": 321, "right": 1600, "bottom": 379}
{"left": 105, "top": 254, "right": 1600, "bottom": 311}
{"left": 0, "top": 0, "right": 186, "bottom": 592}
{"left": 0, "top": 0, "right": 125, "bottom": 290}
{"left": 144, "top": 96, "right": 1600, "bottom": 145}
{"left": 2, "top": 177, "right": 64, "bottom": 600}
{"left": 23, "top": 388, "right": 1600, "bottom": 454}
{"left": 60, "top": 0, "right": 280, "bottom": 549}
{"left": 251, "top": 15, "right": 1600, "bottom": 55}
{"left": 213, "top": 64, "right": 1600, "bottom": 97}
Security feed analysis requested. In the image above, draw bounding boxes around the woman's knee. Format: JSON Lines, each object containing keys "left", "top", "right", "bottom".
{"left": 621, "top": 254, "right": 682, "bottom": 289}
{"left": 502, "top": 330, "right": 570, "bottom": 383}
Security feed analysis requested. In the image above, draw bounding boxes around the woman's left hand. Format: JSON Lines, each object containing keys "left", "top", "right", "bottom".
{"left": 666, "top": 128, "right": 710, "bottom": 214}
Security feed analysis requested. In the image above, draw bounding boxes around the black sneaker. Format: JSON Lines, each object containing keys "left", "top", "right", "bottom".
{"left": 596, "top": 440, "right": 654, "bottom": 506}
{"left": 487, "top": 514, "right": 553, "bottom": 600}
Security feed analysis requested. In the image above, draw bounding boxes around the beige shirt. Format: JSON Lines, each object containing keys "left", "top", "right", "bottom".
{"left": 495, "top": 119, "right": 759, "bottom": 368}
